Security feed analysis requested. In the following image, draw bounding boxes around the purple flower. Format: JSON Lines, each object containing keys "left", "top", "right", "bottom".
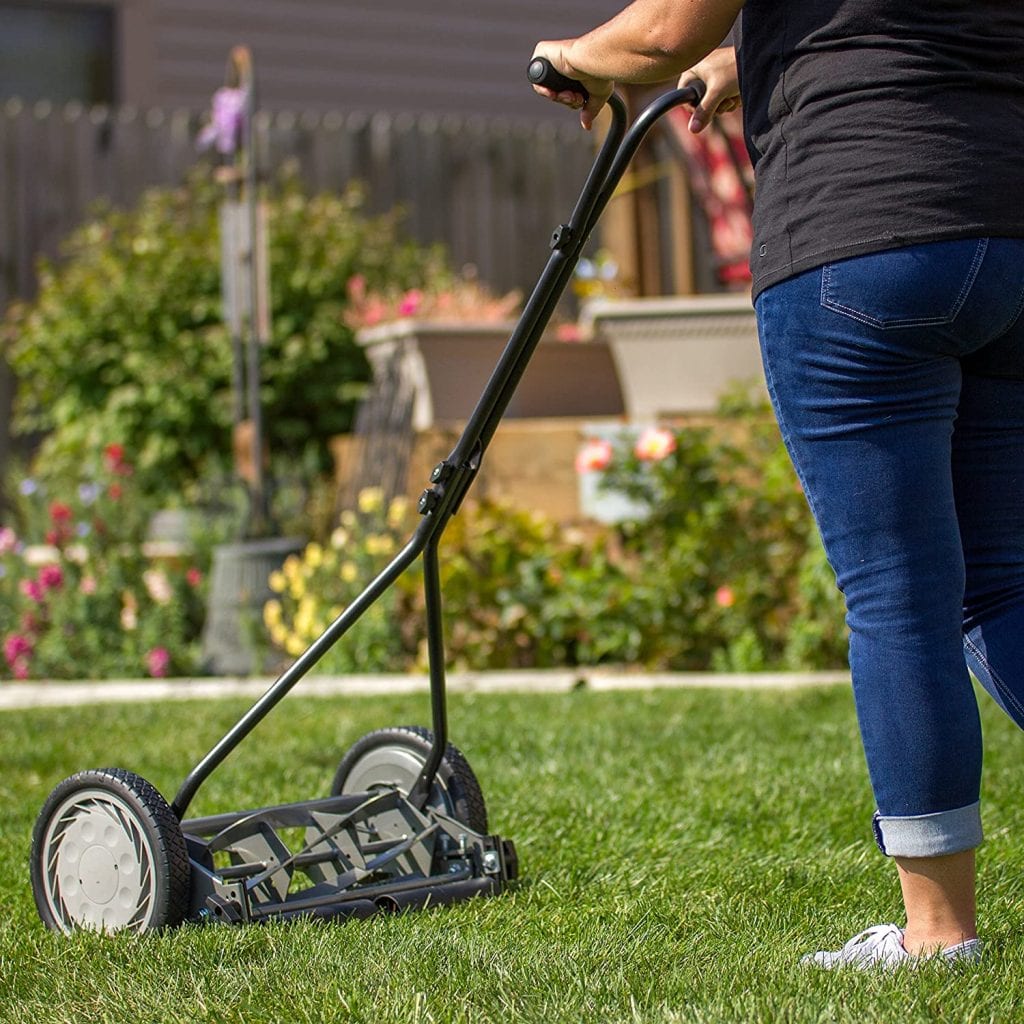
{"left": 18, "top": 478, "right": 38, "bottom": 497}
{"left": 78, "top": 483, "right": 101, "bottom": 506}
{"left": 197, "top": 87, "right": 248, "bottom": 155}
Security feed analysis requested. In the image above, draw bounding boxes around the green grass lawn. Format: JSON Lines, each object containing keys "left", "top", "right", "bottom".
{"left": 1, "top": 683, "right": 1022, "bottom": 1023}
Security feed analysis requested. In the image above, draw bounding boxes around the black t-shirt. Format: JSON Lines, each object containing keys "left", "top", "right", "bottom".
{"left": 738, "top": 0, "right": 1024, "bottom": 298}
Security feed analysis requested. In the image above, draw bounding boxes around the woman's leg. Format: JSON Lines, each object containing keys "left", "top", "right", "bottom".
{"left": 753, "top": 239, "right": 1024, "bottom": 954}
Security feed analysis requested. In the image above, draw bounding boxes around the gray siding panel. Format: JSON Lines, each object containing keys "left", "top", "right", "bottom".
{"left": 144, "top": 1, "right": 630, "bottom": 117}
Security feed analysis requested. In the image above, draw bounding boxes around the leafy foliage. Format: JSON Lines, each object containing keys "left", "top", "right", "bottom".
{"left": 264, "top": 395, "right": 849, "bottom": 674}
{"left": 2, "top": 172, "right": 445, "bottom": 494}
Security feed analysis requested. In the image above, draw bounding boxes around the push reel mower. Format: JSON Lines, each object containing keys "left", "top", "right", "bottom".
{"left": 30, "top": 61, "right": 704, "bottom": 933}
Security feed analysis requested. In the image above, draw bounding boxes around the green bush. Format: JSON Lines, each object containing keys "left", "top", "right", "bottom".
{"left": 2, "top": 172, "right": 446, "bottom": 497}
{"left": 261, "top": 393, "right": 849, "bottom": 676}
{"left": 595, "top": 392, "right": 848, "bottom": 671}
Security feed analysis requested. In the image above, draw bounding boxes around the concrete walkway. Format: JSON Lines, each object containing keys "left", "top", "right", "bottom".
{"left": 0, "top": 669, "right": 851, "bottom": 711}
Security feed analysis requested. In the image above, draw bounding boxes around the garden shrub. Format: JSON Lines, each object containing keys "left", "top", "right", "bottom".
{"left": 262, "top": 393, "right": 849, "bottom": 676}
{"left": 595, "top": 391, "right": 848, "bottom": 671}
{"left": 2, "top": 171, "right": 446, "bottom": 498}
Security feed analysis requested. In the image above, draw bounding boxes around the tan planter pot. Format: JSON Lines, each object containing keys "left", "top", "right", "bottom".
{"left": 583, "top": 294, "right": 765, "bottom": 419}
{"left": 356, "top": 319, "right": 624, "bottom": 430}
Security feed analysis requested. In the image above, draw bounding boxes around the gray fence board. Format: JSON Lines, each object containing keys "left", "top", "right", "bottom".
{"left": 0, "top": 99, "right": 592, "bottom": 308}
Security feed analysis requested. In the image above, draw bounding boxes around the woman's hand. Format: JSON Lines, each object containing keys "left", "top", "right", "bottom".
{"left": 679, "top": 47, "right": 740, "bottom": 133}
{"left": 530, "top": 40, "right": 615, "bottom": 131}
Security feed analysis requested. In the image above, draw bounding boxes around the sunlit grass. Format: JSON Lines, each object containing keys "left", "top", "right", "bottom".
{"left": 1, "top": 684, "right": 1021, "bottom": 1023}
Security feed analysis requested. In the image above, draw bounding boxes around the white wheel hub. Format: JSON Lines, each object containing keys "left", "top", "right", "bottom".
{"left": 40, "top": 789, "right": 157, "bottom": 933}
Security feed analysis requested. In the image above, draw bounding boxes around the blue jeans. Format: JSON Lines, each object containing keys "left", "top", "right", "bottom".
{"left": 755, "top": 237, "right": 1024, "bottom": 858}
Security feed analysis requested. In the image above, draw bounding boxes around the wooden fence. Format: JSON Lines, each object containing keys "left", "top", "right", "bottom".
{"left": 0, "top": 97, "right": 598, "bottom": 306}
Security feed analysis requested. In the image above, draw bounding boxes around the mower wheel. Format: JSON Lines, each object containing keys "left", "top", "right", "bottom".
{"left": 331, "top": 726, "right": 488, "bottom": 833}
{"left": 31, "top": 768, "right": 190, "bottom": 934}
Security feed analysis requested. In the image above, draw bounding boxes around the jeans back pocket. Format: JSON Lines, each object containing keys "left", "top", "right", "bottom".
{"left": 820, "top": 238, "right": 988, "bottom": 330}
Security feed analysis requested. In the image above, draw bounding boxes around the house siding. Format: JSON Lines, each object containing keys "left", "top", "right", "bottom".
{"left": 137, "top": 1, "right": 628, "bottom": 117}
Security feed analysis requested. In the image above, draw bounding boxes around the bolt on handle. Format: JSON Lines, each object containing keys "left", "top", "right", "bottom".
{"left": 527, "top": 57, "right": 589, "bottom": 103}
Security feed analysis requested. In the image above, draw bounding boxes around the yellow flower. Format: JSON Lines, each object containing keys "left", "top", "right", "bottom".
{"left": 340, "top": 561, "right": 359, "bottom": 583}
{"left": 365, "top": 534, "right": 395, "bottom": 557}
{"left": 357, "top": 486, "right": 384, "bottom": 515}
{"left": 283, "top": 555, "right": 301, "bottom": 581}
{"left": 264, "top": 600, "right": 283, "bottom": 627}
{"left": 305, "top": 542, "right": 324, "bottom": 568}
{"left": 340, "top": 510, "right": 357, "bottom": 529}
{"left": 270, "top": 623, "right": 289, "bottom": 647}
{"left": 295, "top": 596, "right": 319, "bottom": 639}
{"left": 285, "top": 634, "right": 305, "bottom": 657}
{"left": 289, "top": 577, "right": 306, "bottom": 601}
{"left": 268, "top": 570, "right": 287, "bottom": 593}
{"left": 387, "top": 496, "right": 410, "bottom": 528}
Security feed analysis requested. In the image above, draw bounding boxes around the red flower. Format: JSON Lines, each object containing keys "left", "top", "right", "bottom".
{"left": 103, "top": 443, "right": 133, "bottom": 476}
{"left": 108, "top": 482, "right": 123, "bottom": 501}
{"left": 715, "top": 586, "right": 736, "bottom": 609}
{"left": 49, "top": 502, "right": 72, "bottom": 523}
{"left": 186, "top": 567, "right": 203, "bottom": 588}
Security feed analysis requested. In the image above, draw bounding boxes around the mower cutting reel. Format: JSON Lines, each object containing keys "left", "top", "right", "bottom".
{"left": 29, "top": 63, "right": 702, "bottom": 933}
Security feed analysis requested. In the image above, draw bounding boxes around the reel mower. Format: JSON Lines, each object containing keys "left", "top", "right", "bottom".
{"left": 29, "top": 61, "right": 705, "bottom": 933}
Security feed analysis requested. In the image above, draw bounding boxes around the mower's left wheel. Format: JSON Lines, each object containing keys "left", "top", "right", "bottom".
{"left": 30, "top": 768, "right": 190, "bottom": 934}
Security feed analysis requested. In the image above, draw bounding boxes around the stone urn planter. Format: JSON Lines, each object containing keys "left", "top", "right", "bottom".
{"left": 201, "top": 535, "right": 305, "bottom": 676}
{"left": 356, "top": 319, "right": 624, "bottom": 429}
{"left": 582, "top": 293, "right": 764, "bottom": 419}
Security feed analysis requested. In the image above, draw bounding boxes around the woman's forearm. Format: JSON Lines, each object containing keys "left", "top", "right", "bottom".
{"left": 563, "top": 0, "right": 742, "bottom": 85}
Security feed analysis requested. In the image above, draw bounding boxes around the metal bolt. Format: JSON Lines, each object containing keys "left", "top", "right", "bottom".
{"left": 482, "top": 851, "right": 500, "bottom": 874}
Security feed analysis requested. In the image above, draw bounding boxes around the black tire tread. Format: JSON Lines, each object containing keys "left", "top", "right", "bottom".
{"left": 31, "top": 767, "right": 191, "bottom": 932}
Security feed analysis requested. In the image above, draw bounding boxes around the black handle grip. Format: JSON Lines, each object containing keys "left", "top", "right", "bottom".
{"left": 528, "top": 57, "right": 589, "bottom": 103}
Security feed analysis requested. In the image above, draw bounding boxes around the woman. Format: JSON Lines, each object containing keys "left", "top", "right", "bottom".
{"left": 533, "top": 0, "right": 1024, "bottom": 968}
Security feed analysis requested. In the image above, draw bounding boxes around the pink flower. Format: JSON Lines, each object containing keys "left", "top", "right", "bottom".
{"left": 634, "top": 427, "right": 677, "bottom": 462}
{"left": 145, "top": 647, "right": 171, "bottom": 678}
{"left": 555, "top": 322, "right": 584, "bottom": 343}
{"left": 715, "top": 586, "right": 736, "bottom": 609}
{"left": 19, "top": 579, "right": 44, "bottom": 603}
{"left": 575, "top": 438, "right": 614, "bottom": 474}
{"left": 0, "top": 526, "right": 17, "bottom": 554}
{"left": 397, "top": 289, "right": 424, "bottom": 318}
{"left": 4, "top": 633, "right": 32, "bottom": 667}
{"left": 186, "top": 567, "right": 203, "bottom": 588}
{"left": 12, "top": 656, "right": 31, "bottom": 681}
{"left": 38, "top": 564, "right": 63, "bottom": 592}
{"left": 80, "top": 576, "right": 98, "bottom": 595}
{"left": 346, "top": 274, "right": 367, "bottom": 301}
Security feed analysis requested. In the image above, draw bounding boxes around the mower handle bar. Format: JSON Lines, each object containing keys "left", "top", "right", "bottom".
{"left": 170, "top": 68, "right": 706, "bottom": 821}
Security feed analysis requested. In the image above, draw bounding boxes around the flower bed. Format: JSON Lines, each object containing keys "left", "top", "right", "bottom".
{"left": 1, "top": 445, "right": 207, "bottom": 680}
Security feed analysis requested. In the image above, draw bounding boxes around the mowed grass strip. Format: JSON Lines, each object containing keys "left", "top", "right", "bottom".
{"left": 1, "top": 685, "right": 1022, "bottom": 1023}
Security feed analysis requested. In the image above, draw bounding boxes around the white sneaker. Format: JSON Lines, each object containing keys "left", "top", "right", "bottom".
{"left": 801, "top": 924, "right": 982, "bottom": 969}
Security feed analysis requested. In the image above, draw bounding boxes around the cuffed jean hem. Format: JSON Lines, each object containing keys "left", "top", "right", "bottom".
{"left": 872, "top": 802, "right": 983, "bottom": 858}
